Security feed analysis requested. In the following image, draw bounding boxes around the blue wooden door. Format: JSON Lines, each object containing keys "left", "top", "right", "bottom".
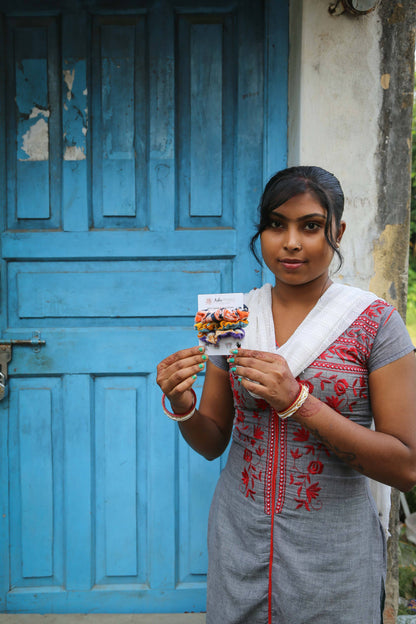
{"left": 0, "top": 0, "right": 288, "bottom": 613}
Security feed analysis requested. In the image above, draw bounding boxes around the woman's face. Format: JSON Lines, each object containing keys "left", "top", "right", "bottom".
{"left": 260, "top": 192, "right": 345, "bottom": 289}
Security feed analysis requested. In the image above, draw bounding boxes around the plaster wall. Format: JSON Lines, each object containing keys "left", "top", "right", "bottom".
{"left": 287, "top": 5, "right": 415, "bottom": 621}
{"left": 288, "top": 0, "right": 384, "bottom": 290}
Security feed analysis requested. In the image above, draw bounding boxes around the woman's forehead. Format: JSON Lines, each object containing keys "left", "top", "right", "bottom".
{"left": 269, "top": 192, "right": 327, "bottom": 216}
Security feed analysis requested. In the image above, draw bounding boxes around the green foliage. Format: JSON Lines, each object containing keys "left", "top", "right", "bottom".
{"left": 399, "top": 564, "right": 416, "bottom": 600}
{"left": 406, "top": 486, "right": 416, "bottom": 515}
{"left": 411, "top": 71, "right": 416, "bottom": 267}
{"left": 408, "top": 266, "right": 416, "bottom": 317}
{"left": 399, "top": 530, "right": 416, "bottom": 613}
{"left": 408, "top": 74, "right": 416, "bottom": 342}
{"left": 401, "top": 77, "right": 416, "bottom": 540}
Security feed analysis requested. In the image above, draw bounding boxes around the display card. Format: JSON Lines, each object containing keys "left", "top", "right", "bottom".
{"left": 194, "top": 292, "right": 248, "bottom": 355}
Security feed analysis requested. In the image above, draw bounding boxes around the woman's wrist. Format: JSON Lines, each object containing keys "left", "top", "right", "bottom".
{"left": 163, "top": 389, "right": 197, "bottom": 422}
{"left": 276, "top": 382, "right": 310, "bottom": 420}
{"left": 170, "top": 390, "right": 195, "bottom": 414}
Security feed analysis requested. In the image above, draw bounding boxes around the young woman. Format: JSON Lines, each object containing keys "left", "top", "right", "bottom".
{"left": 156, "top": 166, "right": 416, "bottom": 624}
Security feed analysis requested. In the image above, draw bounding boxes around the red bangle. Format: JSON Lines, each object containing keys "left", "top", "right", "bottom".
{"left": 162, "top": 389, "right": 197, "bottom": 422}
{"left": 277, "top": 382, "right": 310, "bottom": 420}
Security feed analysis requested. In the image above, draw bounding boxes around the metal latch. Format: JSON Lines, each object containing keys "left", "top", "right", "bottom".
{"left": 0, "top": 331, "right": 46, "bottom": 400}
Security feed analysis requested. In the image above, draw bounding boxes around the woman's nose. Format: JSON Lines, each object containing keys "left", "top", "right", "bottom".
{"left": 283, "top": 229, "right": 302, "bottom": 251}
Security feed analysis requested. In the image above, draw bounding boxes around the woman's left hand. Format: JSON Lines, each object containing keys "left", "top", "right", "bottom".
{"left": 228, "top": 349, "right": 300, "bottom": 412}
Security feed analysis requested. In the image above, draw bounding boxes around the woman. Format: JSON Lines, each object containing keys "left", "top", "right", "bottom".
{"left": 156, "top": 166, "right": 416, "bottom": 624}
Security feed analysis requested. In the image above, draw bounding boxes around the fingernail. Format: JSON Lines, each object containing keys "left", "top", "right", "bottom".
{"left": 228, "top": 357, "right": 235, "bottom": 363}
{"left": 199, "top": 363, "right": 204, "bottom": 369}
{"left": 231, "top": 349, "right": 238, "bottom": 354}
{"left": 238, "top": 376, "right": 242, "bottom": 382}
{"left": 202, "top": 355, "right": 208, "bottom": 361}
{"left": 231, "top": 367, "right": 237, "bottom": 373}
{"left": 198, "top": 346, "right": 204, "bottom": 353}
{"left": 192, "top": 374, "right": 197, "bottom": 380}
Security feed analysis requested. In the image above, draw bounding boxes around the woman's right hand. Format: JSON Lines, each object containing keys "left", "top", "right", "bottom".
{"left": 156, "top": 346, "right": 207, "bottom": 414}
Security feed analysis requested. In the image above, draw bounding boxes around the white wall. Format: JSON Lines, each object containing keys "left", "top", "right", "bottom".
{"left": 288, "top": 0, "right": 384, "bottom": 290}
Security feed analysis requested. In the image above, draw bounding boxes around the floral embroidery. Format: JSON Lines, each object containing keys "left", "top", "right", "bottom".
{"left": 289, "top": 423, "right": 330, "bottom": 511}
{"left": 334, "top": 379, "right": 348, "bottom": 395}
{"left": 230, "top": 374, "right": 266, "bottom": 501}
{"left": 310, "top": 371, "right": 366, "bottom": 414}
{"left": 230, "top": 300, "right": 392, "bottom": 513}
{"left": 310, "top": 300, "right": 388, "bottom": 373}
{"left": 308, "top": 460, "right": 324, "bottom": 475}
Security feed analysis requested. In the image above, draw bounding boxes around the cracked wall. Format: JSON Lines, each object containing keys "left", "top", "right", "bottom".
{"left": 288, "top": 0, "right": 415, "bottom": 318}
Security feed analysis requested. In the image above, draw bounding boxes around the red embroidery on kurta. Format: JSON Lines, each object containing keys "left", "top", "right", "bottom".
{"left": 230, "top": 374, "right": 267, "bottom": 501}
{"left": 289, "top": 423, "right": 329, "bottom": 511}
{"left": 232, "top": 300, "right": 391, "bottom": 514}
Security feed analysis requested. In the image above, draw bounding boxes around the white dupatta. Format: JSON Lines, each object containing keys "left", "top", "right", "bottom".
{"left": 244, "top": 282, "right": 391, "bottom": 535}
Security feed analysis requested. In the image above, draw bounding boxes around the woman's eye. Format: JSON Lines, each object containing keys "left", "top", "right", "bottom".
{"left": 269, "top": 220, "right": 282, "bottom": 229}
{"left": 305, "top": 222, "right": 320, "bottom": 231}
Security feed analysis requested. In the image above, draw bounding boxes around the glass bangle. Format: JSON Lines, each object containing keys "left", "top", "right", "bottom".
{"left": 162, "top": 389, "right": 197, "bottom": 422}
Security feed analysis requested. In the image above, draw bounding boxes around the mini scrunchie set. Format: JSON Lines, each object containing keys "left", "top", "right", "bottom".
{"left": 195, "top": 293, "right": 249, "bottom": 355}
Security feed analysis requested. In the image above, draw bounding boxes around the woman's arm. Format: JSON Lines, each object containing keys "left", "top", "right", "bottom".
{"left": 157, "top": 348, "right": 235, "bottom": 460}
{"left": 177, "top": 361, "right": 235, "bottom": 460}
{"left": 292, "top": 352, "right": 416, "bottom": 490}
{"left": 233, "top": 349, "right": 416, "bottom": 491}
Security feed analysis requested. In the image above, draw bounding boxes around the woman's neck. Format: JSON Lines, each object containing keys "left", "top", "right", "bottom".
{"left": 271, "top": 276, "right": 333, "bottom": 346}
{"left": 272, "top": 275, "right": 333, "bottom": 309}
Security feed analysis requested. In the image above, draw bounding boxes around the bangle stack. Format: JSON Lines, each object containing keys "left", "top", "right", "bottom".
{"left": 277, "top": 382, "right": 310, "bottom": 420}
{"left": 162, "top": 389, "right": 197, "bottom": 422}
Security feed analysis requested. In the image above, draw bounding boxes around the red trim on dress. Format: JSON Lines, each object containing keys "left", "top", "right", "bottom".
{"left": 268, "top": 410, "right": 279, "bottom": 623}
{"left": 267, "top": 412, "right": 288, "bottom": 623}
{"left": 264, "top": 409, "right": 277, "bottom": 514}
{"left": 275, "top": 416, "right": 288, "bottom": 513}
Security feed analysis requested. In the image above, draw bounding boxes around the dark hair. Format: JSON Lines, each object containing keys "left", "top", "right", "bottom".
{"left": 250, "top": 166, "right": 345, "bottom": 270}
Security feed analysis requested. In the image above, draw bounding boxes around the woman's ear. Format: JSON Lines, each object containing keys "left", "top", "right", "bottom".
{"left": 336, "top": 221, "right": 346, "bottom": 246}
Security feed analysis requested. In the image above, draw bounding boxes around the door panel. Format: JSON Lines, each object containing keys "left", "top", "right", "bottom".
{"left": 0, "top": 0, "right": 288, "bottom": 613}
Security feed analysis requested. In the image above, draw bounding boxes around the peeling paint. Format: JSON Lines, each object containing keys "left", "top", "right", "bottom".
{"left": 64, "top": 145, "right": 86, "bottom": 161}
{"left": 369, "top": 224, "right": 408, "bottom": 311}
{"left": 380, "top": 73, "right": 391, "bottom": 90}
{"left": 19, "top": 118, "right": 49, "bottom": 161}
{"left": 63, "top": 69, "right": 75, "bottom": 100}
{"left": 62, "top": 61, "right": 88, "bottom": 159}
{"left": 29, "top": 106, "right": 50, "bottom": 120}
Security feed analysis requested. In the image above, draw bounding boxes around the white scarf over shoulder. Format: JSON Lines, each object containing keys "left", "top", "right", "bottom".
{"left": 244, "top": 282, "right": 391, "bottom": 535}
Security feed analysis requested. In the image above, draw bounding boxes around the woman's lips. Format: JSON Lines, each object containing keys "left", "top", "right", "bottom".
{"left": 279, "top": 258, "right": 306, "bottom": 270}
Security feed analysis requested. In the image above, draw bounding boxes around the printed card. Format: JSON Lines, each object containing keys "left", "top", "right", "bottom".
{"left": 195, "top": 292, "right": 248, "bottom": 355}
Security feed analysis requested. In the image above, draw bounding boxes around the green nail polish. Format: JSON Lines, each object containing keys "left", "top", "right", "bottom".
{"left": 231, "top": 367, "right": 237, "bottom": 373}
{"left": 199, "top": 363, "right": 204, "bottom": 369}
{"left": 202, "top": 355, "right": 208, "bottom": 361}
{"left": 228, "top": 357, "right": 235, "bottom": 363}
{"left": 238, "top": 376, "right": 242, "bottom": 382}
{"left": 192, "top": 374, "right": 197, "bottom": 380}
{"left": 198, "top": 346, "right": 204, "bottom": 353}
{"left": 232, "top": 349, "right": 238, "bottom": 354}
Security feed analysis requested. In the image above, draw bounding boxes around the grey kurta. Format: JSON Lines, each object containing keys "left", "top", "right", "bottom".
{"left": 207, "top": 300, "right": 414, "bottom": 624}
